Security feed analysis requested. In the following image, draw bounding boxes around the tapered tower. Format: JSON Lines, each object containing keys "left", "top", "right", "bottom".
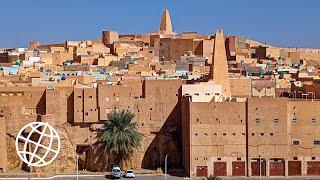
{"left": 210, "top": 30, "right": 231, "bottom": 98}
{"left": 160, "top": 9, "right": 173, "bottom": 33}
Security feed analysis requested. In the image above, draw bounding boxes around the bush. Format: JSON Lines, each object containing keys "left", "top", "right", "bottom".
{"left": 207, "top": 175, "right": 221, "bottom": 180}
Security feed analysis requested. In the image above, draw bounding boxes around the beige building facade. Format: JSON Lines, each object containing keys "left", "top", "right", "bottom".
{"left": 182, "top": 97, "right": 320, "bottom": 177}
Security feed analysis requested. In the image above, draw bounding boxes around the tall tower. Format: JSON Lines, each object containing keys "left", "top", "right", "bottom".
{"left": 210, "top": 30, "right": 231, "bottom": 98}
{"left": 160, "top": 9, "right": 173, "bottom": 33}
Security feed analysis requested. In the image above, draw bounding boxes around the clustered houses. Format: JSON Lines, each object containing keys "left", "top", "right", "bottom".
{"left": 1, "top": 9, "right": 320, "bottom": 178}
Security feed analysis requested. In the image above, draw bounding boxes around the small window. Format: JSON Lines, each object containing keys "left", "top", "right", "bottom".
{"left": 255, "top": 118, "right": 261, "bottom": 125}
{"left": 106, "top": 97, "right": 110, "bottom": 101}
{"left": 274, "top": 118, "right": 279, "bottom": 124}
{"left": 232, "top": 133, "right": 236, "bottom": 136}
{"left": 89, "top": 96, "right": 93, "bottom": 98}
{"left": 270, "top": 133, "right": 274, "bottom": 136}
{"left": 237, "top": 157, "right": 241, "bottom": 161}
{"left": 195, "top": 133, "right": 198, "bottom": 136}
{"left": 78, "top": 96, "right": 81, "bottom": 98}
{"left": 293, "top": 157, "right": 298, "bottom": 160}
{"left": 215, "top": 93, "right": 220, "bottom": 96}
{"left": 217, "top": 158, "right": 221, "bottom": 161}
{"left": 292, "top": 140, "right": 300, "bottom": 145}
{"left": 260, "top": 133, "right": 264, "bottom": 136}
{"left": 314, "top": 140, "right": 320, "bottom": 145}
{"left": 311, "top": 117, "right": 316, "bottom": 124}
{"left": 292, "top": 117, "right": 297, "bottom": 124}
{"left": 252, "top": 133, "right": 255, "bottom": 136}
{"left": 194, "top": 93, "right": 200, "bottom": 96}
{"left": 85, "top": 112, "right": 89, "bottom": 116}
{"left": 312, "top": 157, "right": 316, "bottom": 160}
{"left": 223, "top": 133, "right": 226, "bottom": 136}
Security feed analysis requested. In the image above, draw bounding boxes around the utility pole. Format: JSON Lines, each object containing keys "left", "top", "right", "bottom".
{"left": 76, "top": 154, "right": 79, "bottom": 180}
{"left": 165, "top": 154, "right": 169, "bottom": 180}
{"left": 259, "top": 155, "right": 261, "bottom": 180}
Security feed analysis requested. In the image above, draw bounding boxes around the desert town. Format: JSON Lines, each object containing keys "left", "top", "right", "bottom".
{"left": 1, "top": 9, "right": 320, "bottom": 178}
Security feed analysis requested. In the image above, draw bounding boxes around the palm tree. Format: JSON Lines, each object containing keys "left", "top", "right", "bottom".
{"left": 98, "top": 110, "right": 144, "bottom": 167}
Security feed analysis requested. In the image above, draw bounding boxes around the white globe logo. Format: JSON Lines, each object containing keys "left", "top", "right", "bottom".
{"left": 15, "top": 122, "right": 61, "bottom": 167}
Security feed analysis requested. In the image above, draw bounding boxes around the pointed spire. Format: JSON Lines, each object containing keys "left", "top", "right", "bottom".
{"left": 160, "top": 9, "right": 173, "bottom": 33}
{"left": 210, "top": 29, "right": 231, "bottom": 98}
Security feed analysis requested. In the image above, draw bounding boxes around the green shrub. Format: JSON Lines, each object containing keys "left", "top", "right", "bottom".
{"left": 207, "top": 175, "right": 221, "bottom": 180}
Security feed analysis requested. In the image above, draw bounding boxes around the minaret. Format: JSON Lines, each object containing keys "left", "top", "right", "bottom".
{"left": 210, "top": 30, "right": 231, "bottom": 98}
{"left": 160, "top": 9, "right": 173, "bottom": 33}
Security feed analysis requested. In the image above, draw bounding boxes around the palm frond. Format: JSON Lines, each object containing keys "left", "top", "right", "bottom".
{"left": 98, "top": 110, "right": 143, "bottom": 165}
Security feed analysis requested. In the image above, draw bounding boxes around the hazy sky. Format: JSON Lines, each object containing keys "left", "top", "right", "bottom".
{"left": 1, "top": 0, "right": 319, "bottom": 48}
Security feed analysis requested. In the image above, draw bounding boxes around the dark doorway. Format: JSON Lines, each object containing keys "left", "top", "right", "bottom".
{"left": 307, "top": 161, "right": 320, "bottom": 175}
{"left": 232, "top": 161, "right": 245, "bottom": 176}
{"left": 288, "top": 161, "right": 301, "bottom": 176}
{"left": 269, "top": 160, "right": 285, "bottom": 176}
{"left": 251, "top": 158, "right": 266, "bottom": 176}
{"left": 196, "top": 166, "right": 208, "bottom": 177}
{"left": 76, "top": 145, "right": 91, "bottom": 170}
{"left": 214, "top": 162, "right": 227, "bottom": 176}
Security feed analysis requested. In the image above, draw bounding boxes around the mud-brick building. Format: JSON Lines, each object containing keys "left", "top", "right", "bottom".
{"left": 96, "top": 79, "right": 185, "bottom": 170}
{"left": 181, "top": 98, "right": 246, "bottom": 177}
{"left": 0, "top": 78, "right": 186, "bottom": 173}
{"left": 182, "top": 97, "right": 320, "bottom": 177}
